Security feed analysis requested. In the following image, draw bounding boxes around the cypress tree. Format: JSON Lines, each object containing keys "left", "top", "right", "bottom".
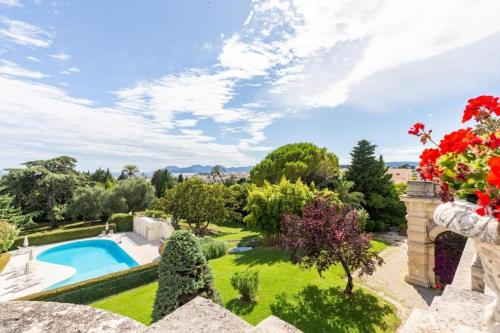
{"left": 152, "top": 230, "right": 220, "bottom": 322}
{"left": 346, "top": 140, "right": 406, "bottom": 231}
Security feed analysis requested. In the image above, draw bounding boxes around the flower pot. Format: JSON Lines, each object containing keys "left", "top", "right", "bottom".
{"left": 435, "top": 201, "right": 500, "bottom": 332}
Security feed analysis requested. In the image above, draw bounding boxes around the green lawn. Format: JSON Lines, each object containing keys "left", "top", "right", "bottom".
{"left": 90, "top": 239, "right": 398, "bottom": 332}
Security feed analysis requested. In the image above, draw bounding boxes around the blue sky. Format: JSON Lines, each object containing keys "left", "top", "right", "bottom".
{"left": 1, "top": 0, "right": 500, "bottom": 171}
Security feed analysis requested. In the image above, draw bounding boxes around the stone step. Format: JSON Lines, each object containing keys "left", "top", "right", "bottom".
{"left": 399, "top": 308, "right": 484, "bottom": 333}
{"left": 400, "top": 286, "right": 493, "bottom": 332}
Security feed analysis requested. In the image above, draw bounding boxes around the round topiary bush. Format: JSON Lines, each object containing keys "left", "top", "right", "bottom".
{"left": 152, "top": 230, "right": 221, "bottom": 322}
{"left": 231, "top": 269, "right": 259, "bottom": 302}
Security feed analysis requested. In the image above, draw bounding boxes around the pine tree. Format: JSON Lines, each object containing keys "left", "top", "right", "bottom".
{"left": 0, "top": 190, "right": 35, "bottom": 229}
{"left": 346, "top": 140, "right": 406, "bottom": 231}
{"left": 152, "top": 230, "right": 220, "bottom": 322}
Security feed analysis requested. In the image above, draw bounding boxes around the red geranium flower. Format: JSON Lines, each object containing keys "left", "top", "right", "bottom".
{"left": 476, "top": 190, "right": 492, "bottom": 216}
{"left": 462, "top": 95, "right": 500, "bottom": 123}
{"left": 486, "top": 157, "right": 500, "bottom": 189}
{"left": 408, "top": 122, "right": 425, "bottom": 135}
{"left": 439, "top": 128, "right": 481, "bottom": 154}
{"left": 486, "top": 133, "right": 500, "bottom": 149}
{"left": 418, "top": 148, "right": 441, "bottom": 180}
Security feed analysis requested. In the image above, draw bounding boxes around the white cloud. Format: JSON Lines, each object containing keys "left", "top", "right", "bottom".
{"left": 175, "top": 119, "right": 198, "bottom": 128}
{"left": 0, "top": 59, "right": 47, "bottom": 79}
{"left": 60, "top": 67, "right": 80, "bottom": 75}
{"left": 0, "top": 0, "right": 22, "bottom": 7}
{"left": 0, "top": 74, "right": 254, "bottom": 170}
{"left": 49, "top": 52, "right": 70, "bottom": 61}
{"left": 0, "top": 16, "right": 52, "bottom": 48}
{"left": 26, "top": 55, "right": 40, "bottom": 62}
{"left": 251, "top": 0, "right": 500, "bottom": 109}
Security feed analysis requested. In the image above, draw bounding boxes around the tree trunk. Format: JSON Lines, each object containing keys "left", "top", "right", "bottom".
{"left": 339, "top": 257, "right": 354, "bottom": 295}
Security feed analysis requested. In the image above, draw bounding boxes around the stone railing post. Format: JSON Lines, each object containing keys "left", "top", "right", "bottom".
{"left": 401, "top": 181, "right": 441, "bottom": 288}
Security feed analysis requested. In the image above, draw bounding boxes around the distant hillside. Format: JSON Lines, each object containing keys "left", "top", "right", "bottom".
{"left": 340, "top": 161, "right": 418, "bottom": 169}
{"left": 165, "top": 165, "right": 252, "bottom": 174}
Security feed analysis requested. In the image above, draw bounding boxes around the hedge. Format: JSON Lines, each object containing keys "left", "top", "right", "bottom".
{"left": 108, "top": 213, "right": 133, "bottom": 232}
{"left": 10, "top": 224, "right": 116, "bottom": 250}
{"left": 17, "top": 262, "right": 159, "bottom": 304}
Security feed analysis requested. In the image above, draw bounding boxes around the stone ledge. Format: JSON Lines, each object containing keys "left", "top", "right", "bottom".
{"left": 252, "top": 315, "right": 302, "bottom": 333}
{"left": 0, "top": 301, "right": 146, "bottom": 333}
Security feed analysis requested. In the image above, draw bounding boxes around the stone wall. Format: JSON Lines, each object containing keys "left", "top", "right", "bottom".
{"left": 0, "top": 297, "right": 302, "bottom": 333}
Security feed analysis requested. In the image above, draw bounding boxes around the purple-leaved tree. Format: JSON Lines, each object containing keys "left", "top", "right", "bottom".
{"left": 281, "top": 196, "right": 384, "bottom": 295}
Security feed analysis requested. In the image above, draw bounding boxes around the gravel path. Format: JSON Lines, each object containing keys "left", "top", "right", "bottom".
{"left": 358, "top": 232, "right": 440, "bottom": 320}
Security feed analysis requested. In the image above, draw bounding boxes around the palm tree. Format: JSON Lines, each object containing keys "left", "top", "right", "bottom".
{"left": 210, "top": 165, "right": 225, "bottom": 183}
{"left": 331, "top": 176, "right": 365, "bottom": 208}
{"left": 122, "top": 164, "right": 139, "bottom": 179}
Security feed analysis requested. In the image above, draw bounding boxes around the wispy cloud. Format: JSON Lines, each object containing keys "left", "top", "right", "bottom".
{"left": 60, "top": 66, "right": 79, "bottom": 75}
{"left": 0, "top": 0, "right": 22, "bottom": 7}
{"left": 49, "top": 52, "right": 70, "bottom": 61}
{"left": 26, "top": 55, "right": 41, "bottom": 62}
{"left": 0, "top": 59, "right": 47, "bottom": 79}
{"left": 0, "top": 16, "right": 52, "bottom": 48}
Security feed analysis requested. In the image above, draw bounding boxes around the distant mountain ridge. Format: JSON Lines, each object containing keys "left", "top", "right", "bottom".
{"left": 165, "top": 165, "right": 252, "bottom": 174}
{"left": 163, "top": 161, "right": 418, "bottom": 174}
{"left": 341, "top": 161, "right": 418, "bottom": 169}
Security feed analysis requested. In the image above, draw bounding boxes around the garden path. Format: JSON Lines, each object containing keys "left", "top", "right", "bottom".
{"left": 357, "top": 232, "right": 440, "bottom": 320}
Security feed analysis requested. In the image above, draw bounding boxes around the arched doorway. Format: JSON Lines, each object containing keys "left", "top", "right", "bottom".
{"left": 433, "top": 231, "right": 467, "bottom": 286}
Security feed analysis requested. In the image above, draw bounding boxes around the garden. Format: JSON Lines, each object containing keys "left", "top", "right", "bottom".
{"left": 0, "top": 140, "right": 407, "bottom": 332}
{"left": 91, "top": 223, "right": 398, "bottom": 332}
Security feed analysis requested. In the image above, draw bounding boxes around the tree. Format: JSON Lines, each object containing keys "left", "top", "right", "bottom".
{"left": 0, "top": 189, "right": 36, "bottom": 229}
{"left": 345, "top": 140, "right": 407, "bottom": 231}
{"left": 67, "top": 186, "right": 105, "bottom": 222}
{"left": 177, "top": 174, "right": 184, "bottom": 183}
{"left": 244, "top": 178, "right": 315, "bottom": 244}
{"left": 91, "top": 167, "right": 115, "bottom": 188}
{"left": 152, "top": 230, "right": 220, "bottom": 322}
{"left": 210, "top": 165, "right": 225, "bottom": 183}
{"left": 250, "top": 143, "right": 339, "bottom": 187}
{"left": 0, "top": 221, "right": 18, "bottom": 253}
{"left": 122, "top": 164, "right": 139, "bottom": 179}
{"left": 330, "top": 175, "right": 365, "bottom": 209}
{"left": 111, "top": 178, "right": 155, "bottom": 213}
{"left": 281, "top": 196, "right": 383, "bottom": 295}
{"left": 151, "top": 169, "right": 175, "bottom": 197}
{"left": 0, "top": 156, "right": 87, "bottom": 227}
{"left": 161, "top": 178, "right": 237, "bottom": 235}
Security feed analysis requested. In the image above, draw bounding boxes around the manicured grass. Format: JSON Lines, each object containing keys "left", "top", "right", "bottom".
{"left": 91, "top": 282, "right": 157, "bottom": 325}
{"left": 0, "top": 252, "right": 11, "bottom": 273}
{"left": 90, "top": 244, "right": 398, "bottom": 332}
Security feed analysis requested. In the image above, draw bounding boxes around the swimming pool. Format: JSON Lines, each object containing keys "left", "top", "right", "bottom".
{"left": 37, "top": 239, "right": 138, "bottom": 290}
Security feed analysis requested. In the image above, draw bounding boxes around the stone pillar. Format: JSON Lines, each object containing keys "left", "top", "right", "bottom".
{"left": 401, "top": 181, "right": 442, "bottom": 288}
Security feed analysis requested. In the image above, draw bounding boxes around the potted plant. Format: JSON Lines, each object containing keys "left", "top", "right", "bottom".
{"left": 409, "top": 95, "right": 499, "bottom": 332}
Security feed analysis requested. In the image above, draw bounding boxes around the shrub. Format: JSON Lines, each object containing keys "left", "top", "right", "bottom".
{"left": 198, "top": 236, "right": 227, "bottom": 260}
{"left": 231, "top": 269, "right": 259, "bottom": 301}
{"left": 10, "top": 224, "right": 115, "bottom": 250}
{"left": 108, "top": 213, "right": 133, "bottom": 232}
{"left": 152, "top": 230, "right": 220, "bottom": 322}
{"left": 17, "top": 262, "right": 158, "bottom": 304}
{"left": 244, "top": 178, "right": 315, "bottom": 236}
{"left": 0, "top": 221, "right": 18, "bottom": 252}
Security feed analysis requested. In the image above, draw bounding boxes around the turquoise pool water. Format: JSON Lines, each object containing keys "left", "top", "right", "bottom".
{"left": 37, "top": 239, "right": 138, "bottom": 290}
